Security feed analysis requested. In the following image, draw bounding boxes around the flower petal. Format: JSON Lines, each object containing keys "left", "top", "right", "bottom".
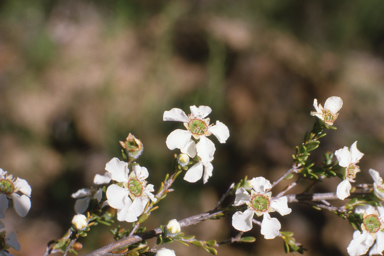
{"left": 249, "top": 177, "right": 272, "bottom": 193}
{"left": 184, "top": 162, "right": 203, "bottom": 183}
{"left": 232, "top": 208, "right": 254, "bottom": 232}
{"left": 233, "top": 187, "right": 251, "bottom": 206}
{"left": 324, "top": 96, "right": 343, "bottom": 114}
{"left": 270, "top": 196, "right": 292, "bottom": 216}
{"left": 94, "top": 172, "right": 112, "bottom": 184}
{"left": 156, "top": 248, "right": 176, "bottom": 256}
{"left": 11, "top": 193, "right": 31, "bottom": 217}
{"left": 74, "top": 197, "right": 91, "bottom": 214}
{"left": 166, "top": 129, "right": 192, "bottom": 150}
{"left": 106, "top": 184, "right": 129, "bottom": 209}
{"left": 350, "top": 141, "right": 364, "bottom": 164}
{"left": 116, "top": 196, "right": 134, "bottom": 222}
{"left": 369, "top": 169, "right": 382, "bottom": 185}
{"left": 335, "top": 146, "right": 352, "bottom": 167}
{"left": 336, "top": 179, "right": 352, "bottom": 200}
{"left": 260, "top": 212, "right": 281, "bottom": 239}
{"left": 133, "top": 165, "right": 149, "bottom": 180}
{"left": 347, "top": 230, "right": 374, "bottom": 256}
{"left": 71, "top": 188, "right": 91, "bottom": 198}
{"left": 123, "top": 197, "right": 148, "bottom": 222}
{"left": 105, "top": 157, "right": 129, "bottom": 183}
{"left": 0, "top": 193, "right": 8, "bottom": 219}
{"left": 202, "top": 162, "right": 213, "bottom": 184}
{"left": 196, "top": 136, "right": 215, "bottom": 163}
{"left": 190, "top": 105, "right": 212, "bottom": 118}
{"left": 6, "top": 231, "right": 20, "bottom": 251}
{"left": 180, "top": 140, "right": 197, "bottom": 158}
{"left": 370, "top": 230, "right": 384, "bottom": 255}
{"left": 208, "top": 121, "right": 230, "bottom": 143}
{"left": 14, "top": 178, "right": 31, "bottom": 197}
{"left": 163, "top": 108, "right": 189, "bottom": 122}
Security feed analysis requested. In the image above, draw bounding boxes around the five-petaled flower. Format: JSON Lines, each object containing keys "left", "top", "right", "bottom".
{"left": 335, "top": 141, "right": 364, "bottom": 200}
{"left": 311, "top": 96, "right": 343, "bottom": 125}
{"left": 369, "top": 169, "right": 384, "bottom": 201}
{"left": 0, "top": 220, "right": 20, "bottom": 256}
{"left": 163, "top": 105, "right": 229, "bottom": 183}
{"left": 0, "top": 169, "right": 31, "bottom": 218}
{"left": 347, "top": 204, "right": 384, "bottom": 256}
{"left": 232, "top": 177, "right": 291, "bottom": 239}
{"left": 105, "top": 158, "right": 156, "bottom": 222}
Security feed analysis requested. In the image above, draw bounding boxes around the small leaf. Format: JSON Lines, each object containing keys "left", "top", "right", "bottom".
{"left": 306, "top": 141, "right": 320, "bottom": 151}
{"left": 284, "top": 173, "right": 294, "bottom": 180}
{"left": 205, "top": 247, "right": 218, "bottom": 255}
{"left": 191, "top": 240, "right": 204, "bottom": 247}
{"left": 205, "top": 240, "right": 217, "bottom": 247}
{"left": 280, "top": 231, "right": 293, "bottom": 237}
{"left": 240, "top": 236, "right": 256, "bottom": 243}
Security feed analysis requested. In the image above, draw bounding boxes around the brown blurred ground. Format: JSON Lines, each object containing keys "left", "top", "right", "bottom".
{"left": 2, "top": 1, "right": 384, "bottom": 255}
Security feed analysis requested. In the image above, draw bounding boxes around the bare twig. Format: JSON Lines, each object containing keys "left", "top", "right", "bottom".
{"left": 271, "top": 165, "right": 299, "bottom": 189}
{"left": 214, "top": 183, "right": 235, "bottom": 211}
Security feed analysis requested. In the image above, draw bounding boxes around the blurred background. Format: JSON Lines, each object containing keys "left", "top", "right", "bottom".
{"left": 2, "top": 0, "right": 384, "bottom": 255}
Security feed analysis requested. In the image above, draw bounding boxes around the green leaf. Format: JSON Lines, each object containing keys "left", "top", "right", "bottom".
{"left": 280, "top": 231, "right": 294, "bottom": 237}
{"left": 205, "top": 240, "right": 217, "bottom": 247}
{"left": 239, "top": 236, "right": 256, "bottom": 243}
{"left": 191, "top": 240, "right": 204, "bottom": 247}
{"left": 205, "top": 247, "right": 218, "bottom": 255}
{"left": 284, "top": 173, "right": 294, "bottom": 180}
{"left": 306, "top": 141, "right": 320, "bottom": 151}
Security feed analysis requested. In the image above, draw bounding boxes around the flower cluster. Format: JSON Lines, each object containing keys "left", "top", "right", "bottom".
{"left": 163, "top": 105, "right": 230, "bottom": 183}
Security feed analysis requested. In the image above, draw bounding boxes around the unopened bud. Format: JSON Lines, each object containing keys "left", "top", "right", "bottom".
{"left": 72, "top": 214, "right": 88, "bottom": 230}
{"left": 177, "top": 154, "right": 190, "bottom": 167}
{"left": 156, "top": 248, "right": 176, "bottom": 256}
{"left": 166, "top": 219, "right": 181, "bottom": 234}
{"left": 119, "top": 133, "right": 144, "bottom": 159}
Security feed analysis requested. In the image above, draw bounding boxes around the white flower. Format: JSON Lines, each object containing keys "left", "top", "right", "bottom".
{"left": 0, "top": 221, "right": 20, "bottom": 255}
{"left": 369, "top": 169, "right": 384, "bottom": 201}
{"left": 71, "top": 188, "right": 103, "bottom": 214}
{"left": 347, "top": 204, "right": 384, "bottom": 256}
{"left": 310, "top": 96, "right": 343, "bottom": 125}
{"left": 335, "top": 141, "right": 364, "bottom": 200}
{"left": 231, "top": 177, "right": 291, "bottom": 239}
{"left": 183, "top": 157, "right": 213, "bottom": 184}
{"left": 105, "top": 158, "right": 156, "bottom": 222}
{"left": 163, "top": 105, "right": 229, "bottom": 163}
{"left": 72, "top": 214, "right": 88, "bottom": 230}
{"left": 156, "top": 248, "right": 176, "bottom": 256}
{"left": 0, "top": 169, "right": 31, "bottom": 218}
{"left": 167, "top": 219, "right": 181, "bottom": 234}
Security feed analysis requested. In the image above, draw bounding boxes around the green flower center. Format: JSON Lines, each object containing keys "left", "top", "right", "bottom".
{"left": 188, "top": 119, "right": 207, "bottom": 136}
{"left": 363, "top": 214, "right": 381, "bottom": 233}
{"left": 251, "top": 194, "right": 270, "bottom": 213}
{"left": 346, "top": 164, "right": 360, "bottom": 181}
{"left": 128, "top": 178, "right": 142, "bottom": 197}
{"left": 322, "top": 109, "right": 336, "bottom": 124}
{"left": 0, "top": 179, "right": 14, "bottom": 195}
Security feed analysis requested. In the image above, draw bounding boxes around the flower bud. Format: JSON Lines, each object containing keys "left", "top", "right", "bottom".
{"left": 72, "top": 214, "right": 88, "bottom": 230}
{"left": 156, "top": 248, "right": 176, "bottom": 256}
{"left": 177, "top": 153, "right": 189, "bottom": 167}
{"left": 119, "top": 133, "right": 144, "bottom": 159}
{"left": 166, "top": 219, "right": 181, "bottom": 234}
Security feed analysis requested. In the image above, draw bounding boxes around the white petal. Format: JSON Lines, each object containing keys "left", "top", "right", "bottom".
{"left": 196, "top": 136, "right": 215, "bottom": 163}
{"left": 95, "top": 188, "right": 103, "bottom": 202}
{"left": 202, "top": 162, "right": 213, "bottom": 184}
{"left": 0, "top": 194, "right": 8, "bottom": 219}
{"left": 11, "top": 193, "right": 31, "bottom": 217}
{"left": 232, "top": 208, "right": 254, "bottom": 232}
{"left": 94, "top": 172, "right": 112, "bottom": 184}
{"left": 144, "top": 185, "right": 157, "bottom": 202}
{"left": 71, "top": 188, "right": 91, "bottom": 198}
{"left": 74, "top": 197, "right": 91, "bottom": 214}
{"left": 355, "top": 204, "right": 375, "bottom": 215}
{"left": 335, "top": 146, "right": 352, "bottom": 167}
{"left": 260, "top": 212, "right": 281, "bottom": 239}
{"left": 0, "top": 168, "right": 5, "bottom": 178}
{"left": 190, "top": 105, "right": 212, "bottom": 118}
{"left": 270, "top": 196, "right": 292, "bottom": 216}
{"left": 208, "top": 121, "right": 230, "bottom": 143}
{"left": 180, "top": 140, "right": 197, "bottom": 158}
{"left": 106, "top": 184, "right": 129, "bottom": 209}
{"left": 347, "top": 230, "right": 374, "bottom": 256}
{"left": 184, "top": 162, "right": 203, "bottom": 183}
{"left": 336, "top": 179, "right": 352, "bottom": 200}
{"left": 370, "top": 231, "right": 384, "bottom": 255}
{"left": 133, "top": 165, "right": 149, "bottom": 180}
{"left": 233, "top": 187, "right": 251, "bottom": 206}
{"left": 369, "top": 169, "right": 383, "bottom": 185}
{"left": 126, "top": 197, "right": 148, "bottom": 221}
{"left": 350, "top": 141, "right": 364, "bottom": 164}
{"left": 166, "top": 129, "right": 192, "bottom": 150}
{"left": 105, "top": 158, "right": 129, "bottom": 183}
{"left": 156, "top": 248, "right": 176, "bottom": 256}
{"left": 249, "top": 177, "right": 272, "bottom": 193}
{"left": 6, "top": 231, "right": 20, "bottom": 251}
{"left": 324, "top": 96, "right": 343, "bottom": 114}
{"left": 14, "top": 178, "right": 31, "bottom": 197}
{"left": 163, "top": 108, "right": 189, "bottom": 122}
{"left": 312, "top": 99, "right": 321, "bottom": 113}
{"left": 116, "top": 197, "right": 134, "bottom": 222}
